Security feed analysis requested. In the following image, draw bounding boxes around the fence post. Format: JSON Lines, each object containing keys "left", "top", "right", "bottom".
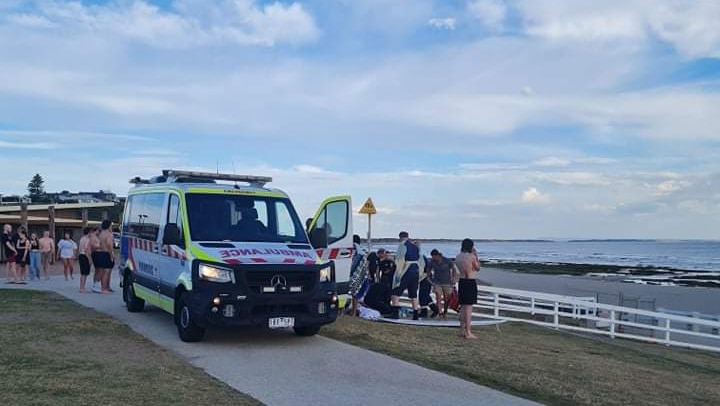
{"left": 553, "top": 301, "right": 559, "bottom": 329}
{"left": 610, "top": 310, "right": 616, "bottom": 339}
{"left": 493, "top": 293, "right": 499, "bottom": 318}
{"left": 531, "top": 297, "right": 535, "bottom": 315}
{"left": 664, "top": 318, "right": 671, "bottom": 346}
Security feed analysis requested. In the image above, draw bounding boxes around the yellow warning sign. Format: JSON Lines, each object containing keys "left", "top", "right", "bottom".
{"left": 359, "top": 198, "right": 377, "bottom": 215}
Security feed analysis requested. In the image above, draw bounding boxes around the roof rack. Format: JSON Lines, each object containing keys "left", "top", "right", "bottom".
{"left": 162, "top": 169, "right": 272, "bottom": 187}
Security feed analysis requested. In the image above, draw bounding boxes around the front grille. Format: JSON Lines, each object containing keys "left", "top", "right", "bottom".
{"left": 243, "top": 270, "right": 318, "bottom": 294}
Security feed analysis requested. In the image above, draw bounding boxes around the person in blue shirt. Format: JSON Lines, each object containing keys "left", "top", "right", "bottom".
{"left": 390, "top": 231, "right": 424, "bottom": 320}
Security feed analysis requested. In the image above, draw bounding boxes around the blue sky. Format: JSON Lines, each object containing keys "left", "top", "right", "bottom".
{"left": 1, "top": 0, "right": 719, "bottom": 239}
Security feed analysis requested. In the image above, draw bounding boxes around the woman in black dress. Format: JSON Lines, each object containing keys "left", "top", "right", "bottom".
{"left": 15, "top": 228, "right": 30, "bottom": 284}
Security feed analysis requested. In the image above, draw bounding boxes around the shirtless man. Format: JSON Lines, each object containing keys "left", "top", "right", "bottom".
{"left": 92, "top": 220, "right": 115, "bottom": 294}
{"left": 90, "top": 227, "right": 102, "bottom": 293}
{"left": 39, "top": 231, "right": 55, "bottom": 280}
{"left": 455, "top": 238, "right": 480, "bottom": 339}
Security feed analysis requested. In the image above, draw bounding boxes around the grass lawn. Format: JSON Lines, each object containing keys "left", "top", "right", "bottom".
{"left": 0, "top": 289, "right": 262, "bottom": 406}
{"left": 322, "top": 316, "right": 720, "bottom": 406}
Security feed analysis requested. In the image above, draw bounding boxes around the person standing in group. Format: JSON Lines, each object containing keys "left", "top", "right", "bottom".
{"left": 2, "top": 224, "right": 18, "bottom": 284}
{"left": 15, "top": 227, "right": 30, "bottom": 283}
{"left": 90, "top": 227, "right": 102, "bottom": 293}
{"left": 57, "top": 232, "right": 77, "bottom": 281}
{"left": 428, "top": 249, "right": 457, "bottom": 320}
{"left": 28, "top": 232, "right": 41, "bottom": 281}
{"left": 455, "top": 238, "right": 480, "bottom": 339}
{"left": 39, "top": 230, "right": 55, "bottom": 280}
{"left": 391, "top": 231, "right": 424, "bottom": 320}
{"left": 92, "top": 220, "right": 115, "bottom": 294}
{"left": 78, "top": 228, "right": 93, "bottom": 293}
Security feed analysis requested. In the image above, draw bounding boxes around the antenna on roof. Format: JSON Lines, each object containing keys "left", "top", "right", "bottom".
{"left": 216, "top": 159, "right": 219, "bottom": 175}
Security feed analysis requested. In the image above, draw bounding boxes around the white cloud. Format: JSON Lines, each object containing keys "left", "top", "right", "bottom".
{"left": 532, "top": 157, "right": 571, "bottom": 167}
{"left": 5, "top": 0, "right": 320, "bottom": 48}
{"left": 427, "top": 18, "right": 456, "bottom": 30}
{"left": 521, "top": 187, "right": 550, "bottom": 203}
{"left": 516, "top": 0, "right": 720, "bottom": 58}
{"left": 468, "top": 0, "right": 507, "bottom": 31}
{"left": 0, "top": 140, "right": 56, "bottom": 150}
{"left": 655, "top": 180, "right": 690, "bottom": 195}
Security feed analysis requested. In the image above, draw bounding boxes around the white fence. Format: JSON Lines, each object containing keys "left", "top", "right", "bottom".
{"left": 472, "top": 286, "right": 720, "bottom": 353}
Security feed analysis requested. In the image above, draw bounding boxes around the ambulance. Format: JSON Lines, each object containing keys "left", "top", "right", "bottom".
{"left": 119, "top": 169, "right": 354, "bottom": 342}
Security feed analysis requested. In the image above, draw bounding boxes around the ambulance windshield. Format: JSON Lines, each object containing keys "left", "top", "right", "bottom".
{"left": 186, "top": 194, "right": 308, "bottom": 243}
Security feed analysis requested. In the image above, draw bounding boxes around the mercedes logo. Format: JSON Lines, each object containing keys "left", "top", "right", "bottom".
{"left": 270, "top": 275, "right": 287, "bottom": 291}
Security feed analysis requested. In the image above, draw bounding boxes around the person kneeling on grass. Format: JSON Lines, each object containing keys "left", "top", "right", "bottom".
{"left": 455, "top": 239, "right": 480, "bottom": 339}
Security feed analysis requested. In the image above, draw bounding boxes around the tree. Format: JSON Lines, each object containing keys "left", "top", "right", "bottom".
{"left": 27, "top": 173, "right": 47, "bottom": 202}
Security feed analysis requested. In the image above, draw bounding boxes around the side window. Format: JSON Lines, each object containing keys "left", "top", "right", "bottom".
{"left": 127, "top": 194, "right": 145, "bottom": 236}
{"left": 128, "top": 193, "right": 164, "bottom": 240}
{"left": 311, "top": 200, "right": 348, "bottom": 247}
{"left": 122, "top": 196, "right": 133, "bottom": 229}
{"left": 275, "top": 201, "right": 296, "bottom": 238}
{"left": 167, "top": 194, "right": 184, "bottom": 247}
{"left": 325, "top": 200, "right": 348, "bottom": 244}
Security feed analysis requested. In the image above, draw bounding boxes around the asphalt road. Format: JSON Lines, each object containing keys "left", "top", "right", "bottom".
{"left": 5, "top": 277, "right": 539, "bottom": 406}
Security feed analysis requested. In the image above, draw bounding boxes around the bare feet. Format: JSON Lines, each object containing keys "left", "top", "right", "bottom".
{"left": 464, "top": 332, "right": 478, "bottom": 339}
{"left": 101, "top": 290, "right": 112, "bottom": 294}
{"left": 79, "top": 289, "right": 86, "bottom": 293}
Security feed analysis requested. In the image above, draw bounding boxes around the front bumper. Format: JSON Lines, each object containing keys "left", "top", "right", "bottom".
{"left": 189, "top": 262, "right": 338, "bottom": 328}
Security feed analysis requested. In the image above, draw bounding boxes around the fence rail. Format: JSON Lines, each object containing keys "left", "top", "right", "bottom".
{"left": 471, "top": 286, "right": 720, "bottom": 353}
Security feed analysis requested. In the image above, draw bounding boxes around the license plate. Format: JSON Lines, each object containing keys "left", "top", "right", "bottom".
{"left": 268, "top": 317, "right": 295, "bottom": 329}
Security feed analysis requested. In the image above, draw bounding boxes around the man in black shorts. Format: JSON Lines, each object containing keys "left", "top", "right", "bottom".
{"left": 78, "top": 228, "right": 92, "bottom": 293}
{"left": 92, "top": 220, "right": 115, "bottom": 294}
{"left": 391, "top": 232, "right": 423, "bottom": 320}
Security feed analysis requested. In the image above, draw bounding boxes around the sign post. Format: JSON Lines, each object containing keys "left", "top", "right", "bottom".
{"left": 359, "top": 198, "right": 377, "bottom": 251}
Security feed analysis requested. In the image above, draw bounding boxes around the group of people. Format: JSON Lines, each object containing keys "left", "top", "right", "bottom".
{"left": 2, "top": 220, "right": 117, "bottom": 294}
{"left": 357, "top": 232, "right": 481, "bottom": 339}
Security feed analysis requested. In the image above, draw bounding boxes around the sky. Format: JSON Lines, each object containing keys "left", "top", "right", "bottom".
{"left": 1, "top": 0, "right": 719, "bottom": 240}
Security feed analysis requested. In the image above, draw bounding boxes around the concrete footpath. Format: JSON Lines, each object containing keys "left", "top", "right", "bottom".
{"left": 5, "top": 277, "right": 540, "bottom": 406}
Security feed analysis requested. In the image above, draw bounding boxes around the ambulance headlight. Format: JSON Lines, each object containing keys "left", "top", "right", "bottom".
{"left": 199, "top": 264, "right": 235, "bottom": 283}
{"left": 319, "top": 266, "right": 332, "bottom": 283}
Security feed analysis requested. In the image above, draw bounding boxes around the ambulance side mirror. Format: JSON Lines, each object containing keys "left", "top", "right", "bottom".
{"left": 163, "top": 223, "right": 182, "bottom": 247}
{"left": 309, "top": 227, "right": 328, "bottom": 249}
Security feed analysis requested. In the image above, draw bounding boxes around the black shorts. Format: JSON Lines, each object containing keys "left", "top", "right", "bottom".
{"left": 392, "top": 267, "right": 419, "bottom": 299}
{"left": 79, "top": 254, "right": 91, "bottom": 276}
{"left": 91, "top": 252, "right": 114, "bottom": 269}
{"left": 458, "top": 278, "right": 478, "bottom": 305}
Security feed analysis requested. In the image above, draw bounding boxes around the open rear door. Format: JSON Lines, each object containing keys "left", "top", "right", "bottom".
{"left": 308, "top": 196, "right": 353, "bottom": 293}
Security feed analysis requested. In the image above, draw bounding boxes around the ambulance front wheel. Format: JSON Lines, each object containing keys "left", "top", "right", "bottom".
{"left": 123, "top": 273, "right": 145, "bottom": 313}
{"left": 293, "top": 325, "right": 321, "bottom": 337}
{"left": 176, "top": 292, "right": 205, "bottom": 342}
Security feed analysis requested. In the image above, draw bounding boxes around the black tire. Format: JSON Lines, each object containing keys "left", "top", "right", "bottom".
{"left": 293, "top": 325, "right": 321, "bottom": 337}
{"left": 176, "top": 292, "right": 205, "bottom": 342}
{"left": 123, "top": 273, "right": 145, "bottom": 313}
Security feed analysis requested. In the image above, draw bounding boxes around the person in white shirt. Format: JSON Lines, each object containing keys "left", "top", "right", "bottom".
{"left": 57, "top": 232, "right": 77, "bottom": 281}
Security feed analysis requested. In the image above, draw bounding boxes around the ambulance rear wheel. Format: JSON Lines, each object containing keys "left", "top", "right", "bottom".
{"left": 293, "top": 325, "right": 321, "bottom": 337}
{"left": 123, "top": 273, "right": 145, "bottom": 313}
{"left": 176, "top": 292, "right": 205, "bottom": 342}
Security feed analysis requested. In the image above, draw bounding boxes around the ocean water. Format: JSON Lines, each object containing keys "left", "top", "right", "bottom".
{"left": 373, "top": 240, "right": 720, "bottom": 272}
